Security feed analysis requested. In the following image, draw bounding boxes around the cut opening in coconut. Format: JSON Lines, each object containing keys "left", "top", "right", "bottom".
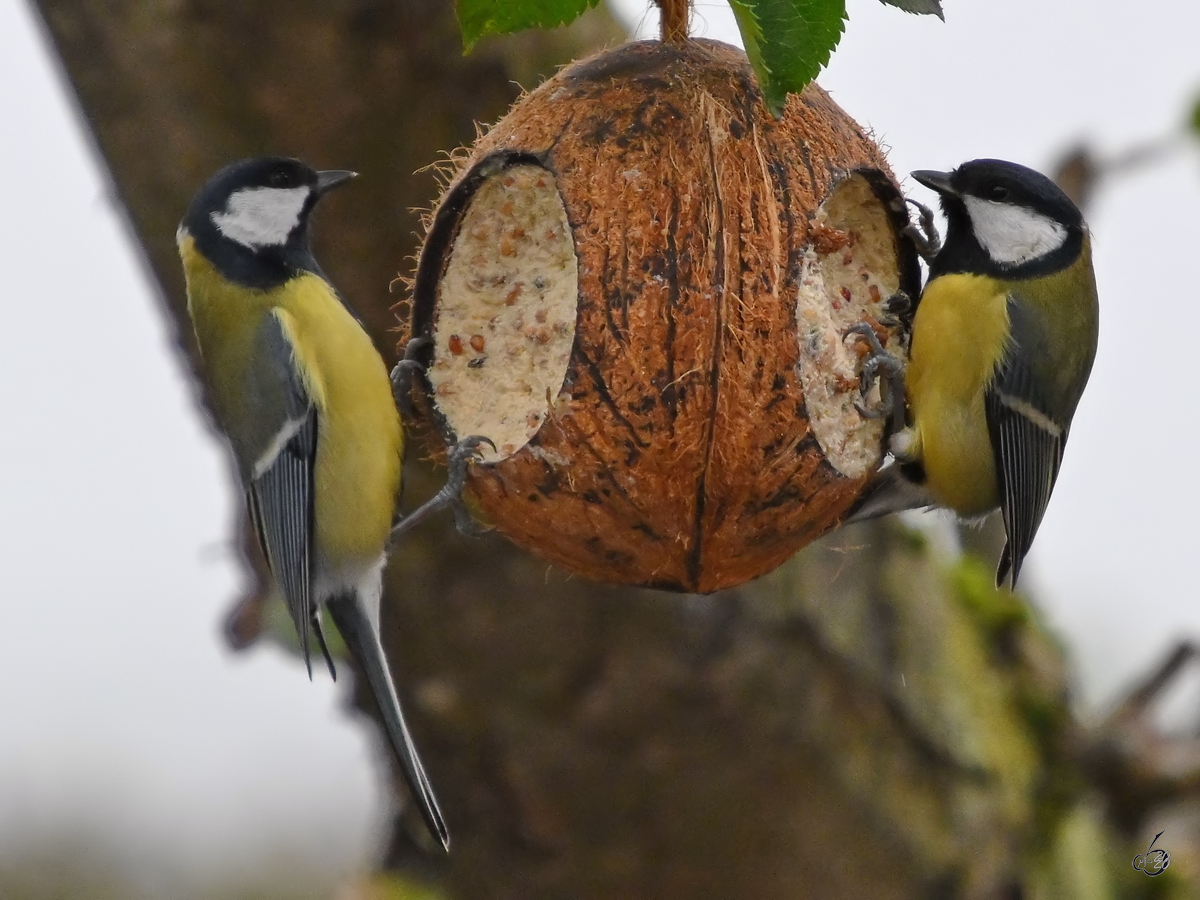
{"left": 424, "top": 160, "right": 578, "bottom": 464}
{"left": 795, "top": 170, "right": 910, "bottom": 479}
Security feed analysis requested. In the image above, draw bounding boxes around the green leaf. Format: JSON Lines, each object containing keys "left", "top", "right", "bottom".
{"left": 878, "top": 0, "right": 944, "bottom": 20}
{"left": 456, "top": 0, "right": 600, "bottom": 51}
{"left": 1189, "top": 92, "right": 1200, "bottom": 137}
{"left": 728, "top": 0, "right": 848, "bottom": 116}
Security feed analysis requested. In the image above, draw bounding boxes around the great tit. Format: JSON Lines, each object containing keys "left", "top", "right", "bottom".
{"left": 177, "top": 157, "right": 452, "bottom": 849}
{"left": 850, "top": 159, "right": 1099, "bottom": 588}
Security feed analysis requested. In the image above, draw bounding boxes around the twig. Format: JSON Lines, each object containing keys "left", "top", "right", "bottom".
{"left": 657, "top": 0, "right": 689, "bottom": 43}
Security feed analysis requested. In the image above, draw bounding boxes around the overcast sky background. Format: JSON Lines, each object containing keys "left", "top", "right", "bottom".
{"left": 2, "top": 0, "right": 1199, "bottom": 888}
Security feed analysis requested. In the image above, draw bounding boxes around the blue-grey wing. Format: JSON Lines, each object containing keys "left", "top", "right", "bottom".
{"left": 245, "top": 314, "right": 319, "bottom": 671}
{"left": 985, "top": 299, "right": 1067, "bottom": 589}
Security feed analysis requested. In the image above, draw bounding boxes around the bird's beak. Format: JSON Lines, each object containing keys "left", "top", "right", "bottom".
{"left": 911, "top": 169, "right": 957, "bottom": 196}
{"left": 315, "top": 169, "right": 357, "bottom": 194}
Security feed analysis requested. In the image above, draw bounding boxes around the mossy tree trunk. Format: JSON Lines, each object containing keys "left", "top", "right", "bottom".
{"left": 33, "top": 2, "right": 1193, "bottom": 897}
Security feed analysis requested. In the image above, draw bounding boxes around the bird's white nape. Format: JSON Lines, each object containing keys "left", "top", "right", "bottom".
{"left": 962, "top": 195, "right": 1068, "bottom": 267}
{"left": 211, "top": 185, "right": 311, "bottom": 249}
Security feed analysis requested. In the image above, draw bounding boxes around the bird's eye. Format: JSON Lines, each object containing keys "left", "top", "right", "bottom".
{"left": 268, "top": 169, "right": 291, "bottom": 188}
{"left": 987, "top": 184, "right": 1009, "bottom": 201}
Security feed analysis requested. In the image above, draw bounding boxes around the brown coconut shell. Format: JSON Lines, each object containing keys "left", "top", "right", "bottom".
{"left": 409, "top": 39, "right": 919, "bottom": 593}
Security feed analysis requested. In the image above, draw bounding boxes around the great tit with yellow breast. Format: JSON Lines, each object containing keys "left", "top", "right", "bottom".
{"left": 177, "top": 156, "right": 473, "bottom": 851}
{"left": 850, "top": 159, "right": 1099, "bottom": 588}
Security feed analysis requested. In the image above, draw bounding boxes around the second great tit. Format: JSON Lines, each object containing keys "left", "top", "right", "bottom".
{"left": 850, "top": 159, "right": 1099, "bottom": 588}
{"left": 177, "top": 157, "right": 455, "bottom": 849}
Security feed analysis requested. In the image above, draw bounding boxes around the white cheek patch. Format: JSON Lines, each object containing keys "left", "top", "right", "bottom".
{"left": 963, "top": 196, "right": 1067, "bottom": 267}
{"left": 211, "top": 186, "right": 310, "bottom": 249}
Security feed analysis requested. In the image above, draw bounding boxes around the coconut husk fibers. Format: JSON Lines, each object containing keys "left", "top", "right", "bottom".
{"left": 410, "top": 39, "right": 919, "bottom": 592}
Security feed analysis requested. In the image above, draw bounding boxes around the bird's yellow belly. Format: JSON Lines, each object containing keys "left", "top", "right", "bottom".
{"left": 276, "top": 277, "right": 403, "bottom": 569}
{"left": 905, "top": 274, "right": 1009, "bottom": 517}
{"left": 314, "top": 391, "right": 401, "bottom": 564}
{"left": 912, "top": 386, "right": 998, "bottom": 515}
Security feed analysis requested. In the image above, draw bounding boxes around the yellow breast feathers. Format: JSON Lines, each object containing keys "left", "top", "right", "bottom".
{"left": 905, "top": 273, "right": 1011, "bottom": 516}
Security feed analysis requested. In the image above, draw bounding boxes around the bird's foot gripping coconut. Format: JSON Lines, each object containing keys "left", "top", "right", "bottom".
{"left": 392, "top": 334, "right": 434, "bottom": 419}
{"left": 903, "top": 197, "right": 943, "bottom": 262}
{"left": 391, "top": 339, "right": 497, "bottom": 539}
{"left": 406, "top": 39, "right": 922, "bottom": 593}
{"left": 844, "top": 322, "right": 906, "bottom": 434}
{"left": 391, "top": 434, "right": 497, "bottom": 540}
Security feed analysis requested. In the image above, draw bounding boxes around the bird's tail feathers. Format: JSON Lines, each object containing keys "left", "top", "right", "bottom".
{"left": 310, "top": 609, "right": 338, "bottom": 682}
{"left": 325, "top": 593, "right": 450, "bottom": 851}
{"left": 996, "top": 542, "right": 1016, "bottom": 590}
{"left": 843, "top": 464, "right": 933, "bottom": 524}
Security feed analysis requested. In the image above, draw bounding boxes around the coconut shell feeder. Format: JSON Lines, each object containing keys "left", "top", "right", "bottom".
{"left": 406, "top": 35, "right": 920, "bottom": 593}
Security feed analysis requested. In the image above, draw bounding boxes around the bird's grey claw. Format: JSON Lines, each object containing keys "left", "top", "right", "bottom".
{"left": 391, "top": 335, "right": 434, "bottom": 419}
{"left": 445, "top": 435, "right": 495, "bottom": 536}
{"left": 448, "top": 434, "right": 496, "bottom": 469}
{"left": 903, "top": 197, "right": 942, "bottom": 262}
{"left": 855, "top": 398, "right": 891, "bottom": 420}
{"left": 404, "top": 334, "right": 434, "bottom": 357}
{"left": 884, "top": 291, "right": 912, "bottom": 318}
{"left": 390, "top": 434, "right": 495, "bottom": 541}
{"left": 454, "top": 506, "right": 494, "bottom": 537}
{"left": 844, "top": 322, "right": 887, "bottom": 359}
{"left": 845, "top": 322, "right": 907, "bottom": 432}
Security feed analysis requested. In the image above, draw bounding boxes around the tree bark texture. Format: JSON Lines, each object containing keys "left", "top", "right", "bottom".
{"left": 32, "top": 2, "right": 1194, "bottom": 897}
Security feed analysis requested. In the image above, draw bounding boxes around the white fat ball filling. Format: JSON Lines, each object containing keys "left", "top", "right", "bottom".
{"left": 962, "top": 196, "right": 1067, "bottom": 267}
{"left": 212, "top": 185, "right": 310, "bottom": 249}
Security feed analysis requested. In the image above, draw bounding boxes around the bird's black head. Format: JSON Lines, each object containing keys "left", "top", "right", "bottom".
{"left": 178, "top": 157, "right": 356, "bottom": 289}
{"left": 913, "top": 159, "right": 1085, "bottom": 280}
